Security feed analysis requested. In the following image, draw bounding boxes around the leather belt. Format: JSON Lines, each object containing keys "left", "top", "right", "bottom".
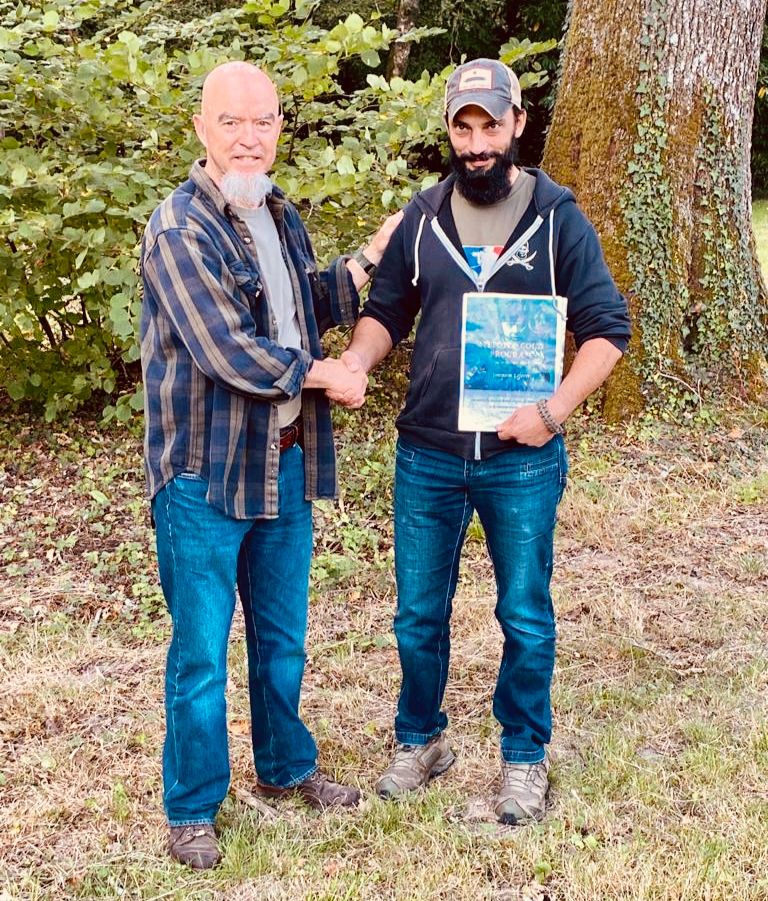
{"left": 279, "top": 418, "right": 303, "bottom": 452}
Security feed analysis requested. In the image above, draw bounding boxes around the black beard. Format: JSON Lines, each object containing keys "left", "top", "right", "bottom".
{"left": 450, "top": 138, "right": 519, "bottom": 205}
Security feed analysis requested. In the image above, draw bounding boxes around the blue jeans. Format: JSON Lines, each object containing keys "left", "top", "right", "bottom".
{"left": 151, "top": 446, "right": 316, "bottom": 826}
{"left": 393, "top": 437, "right": 568, "bottom": 764}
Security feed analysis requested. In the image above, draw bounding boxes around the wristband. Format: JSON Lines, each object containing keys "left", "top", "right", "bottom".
{"left": 352, "top": 248, "right": 377, "bottom": 277}
{"left": 536, "top": 398, "right": 566, "bottom": 435}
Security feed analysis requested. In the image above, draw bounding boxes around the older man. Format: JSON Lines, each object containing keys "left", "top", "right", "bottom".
{"left": 342, "top": 59, "right": 631, "bottom": 824}
{"left": 141, "top": 62, "right": 399, "bottom": 868}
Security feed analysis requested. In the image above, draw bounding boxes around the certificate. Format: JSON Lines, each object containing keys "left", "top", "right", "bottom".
{"left": 458, "top": 292, "right": 567, "bottom": 432}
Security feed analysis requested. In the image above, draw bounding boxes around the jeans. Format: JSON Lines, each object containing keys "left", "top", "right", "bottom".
{"left": 392, "top": 437, "right": 568, "bottom": 764}
{"left": 151, "top": 445, "right": 316, "bottom": 826}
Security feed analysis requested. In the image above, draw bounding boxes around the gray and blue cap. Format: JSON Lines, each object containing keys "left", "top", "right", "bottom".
{"left": 444, "top": 58, "right": 522, "bottom": 121}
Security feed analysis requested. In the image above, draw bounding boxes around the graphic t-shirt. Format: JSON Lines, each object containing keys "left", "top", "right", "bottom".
{"left": 451, "top": 169, "right": 536, "bottom": 282}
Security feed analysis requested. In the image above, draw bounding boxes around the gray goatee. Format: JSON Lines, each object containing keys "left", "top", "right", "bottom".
{"left": 220, "top": 172, "right": 273, "bottom": 209}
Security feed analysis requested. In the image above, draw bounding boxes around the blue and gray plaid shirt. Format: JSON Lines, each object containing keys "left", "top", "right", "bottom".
{"left": 141, "top": 161, "right": 359, "bottom": 519}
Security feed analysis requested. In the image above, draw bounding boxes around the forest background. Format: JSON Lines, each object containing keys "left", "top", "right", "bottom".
{"left": 1, "top": 1, "right": 767, "bottom": 899}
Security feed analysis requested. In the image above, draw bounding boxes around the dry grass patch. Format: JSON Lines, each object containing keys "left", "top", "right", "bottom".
{"left": 1, "top": 409, "right": 767, "bottom": 899}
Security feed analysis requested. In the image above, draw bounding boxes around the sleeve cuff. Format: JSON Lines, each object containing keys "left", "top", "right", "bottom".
{"left": 274, "top": 348, "right": 314, "bottom": 397}
{"left": 328, "top": 256, "right": 360, "bottom": 327}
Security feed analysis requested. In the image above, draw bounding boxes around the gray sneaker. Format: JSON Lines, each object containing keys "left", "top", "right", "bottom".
{"left": 494, "top": 754, "right": 550, "bottom": 825}
{"left": 376, "top": 733, "right": 456, "bottom": 798}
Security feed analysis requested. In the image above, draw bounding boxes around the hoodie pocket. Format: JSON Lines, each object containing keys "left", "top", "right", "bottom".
{"left": 405, "top": 346, "right": 461, "bottom": 424}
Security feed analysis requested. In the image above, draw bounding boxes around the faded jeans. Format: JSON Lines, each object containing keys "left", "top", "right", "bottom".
{"left": 392, "top": 437, "right": 568, "bottom": 764}
{"left": 151, "top": 445, "right": 316, "bottom": 826}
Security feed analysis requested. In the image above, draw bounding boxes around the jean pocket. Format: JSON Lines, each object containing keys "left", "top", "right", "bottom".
{"left": 176, "top": 472, "right": 206, "bottom": 482}
{"left": 396, "top": 439, "right": 417, "bottom": 463}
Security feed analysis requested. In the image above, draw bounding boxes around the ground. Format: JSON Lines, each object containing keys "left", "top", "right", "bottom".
{"left": 2, "top": 208, "right": 768, "bottom": 900}
{"left": 1, "top": 398, "right": 767, "bottom": 900}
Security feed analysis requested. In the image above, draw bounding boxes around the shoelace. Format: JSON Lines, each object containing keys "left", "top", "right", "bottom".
{"left": 178, "top": 826, "right": 211, "bottom": 843}
{"left": 502, "top": 763, "right": 547, "bottom": 791}
{"left": 393, "top": 744, "right": 420, "bottom": 761}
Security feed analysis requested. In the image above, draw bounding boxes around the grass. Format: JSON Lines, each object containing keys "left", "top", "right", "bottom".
{"left": 753, "top": 199, "right": 768, "bottom": 277}
{"left": 2, "top": 403, "right": 767, "bottom": 900}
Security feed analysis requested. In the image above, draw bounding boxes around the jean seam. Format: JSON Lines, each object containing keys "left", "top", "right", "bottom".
{"left": 165, "top": 484, "right": 182, "bottom": 805}
{"left": 243, "top": 549, "right": 278, "bottom": 781}
{"left": 395, "top": 729, "right": 440, "bottom": 745}
{"left": 274, "top": 763, "right": 317, "bottom": 789}
{"left": 168, "top": 817, "right": 215, "bottom": 827}
{"left": 501, "top": 748, "right": 546, "bottom": 764}
{"left": 436, "top": 466, "right": 470, "bottom": 724}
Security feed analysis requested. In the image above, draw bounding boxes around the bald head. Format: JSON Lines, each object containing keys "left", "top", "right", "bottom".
{"left": 193, "top": 62, "right": 283, "bottom": 186}
{"left": 200, "top": 62, "right": 280, "bottom": 118}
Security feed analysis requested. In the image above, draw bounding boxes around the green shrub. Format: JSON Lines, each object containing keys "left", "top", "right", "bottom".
{"left": 0, "top": 0, "right": 553, "bottom": 420}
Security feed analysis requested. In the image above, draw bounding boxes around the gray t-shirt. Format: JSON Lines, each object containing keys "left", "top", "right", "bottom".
{"left": 239, "top": 204, "right": 303, "bottom": 428}
{"left": 451, "top": 169, "right": 536, "bottom": 283}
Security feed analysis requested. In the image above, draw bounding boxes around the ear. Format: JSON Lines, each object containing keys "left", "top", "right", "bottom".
{"left": 193, "top": 113, "right": 207, "bottom": 148}
{"left": 514, "top": 108, "right": 527, "bottom": 138}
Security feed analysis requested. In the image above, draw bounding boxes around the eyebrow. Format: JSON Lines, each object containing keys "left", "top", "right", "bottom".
{"left": 453, "top": 115, "right": 501, "bottom": 127}
{"left": 217, "top": 112, "right": 277, "bottom": 123}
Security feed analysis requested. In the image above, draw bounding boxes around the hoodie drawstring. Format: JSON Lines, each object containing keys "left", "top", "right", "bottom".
{"left": 548, "top": 209, "right": 556, "bottom": 295}
{"left": 411, "top": 213, "right": 426, "bottom": 287}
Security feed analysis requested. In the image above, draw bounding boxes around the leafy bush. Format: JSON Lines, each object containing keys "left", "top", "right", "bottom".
{"left": 0, "top": 0, "right": 553, "bottom": 419}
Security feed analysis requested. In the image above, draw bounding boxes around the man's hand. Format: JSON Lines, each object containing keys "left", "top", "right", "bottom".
{"left": 339, "top": 349, "right": 365, "bottom": 373}
{"left": 326, "top": 351, "right": 368, "bottom": 407}
{"left": 346, "top": 210, "right": 404, "bottom": 290}
{"left": 317, "top": 358, "right": 368, "bottom": 408}
{"left": 364, "top": 210, "right": 404, "bottom": 263}
{"left": 304, "top": 357, "right": 368, "bottom": 407}
{"left": 326, "top": 357, "right": 368, "bottom": 408}
{"left": 496, "top": 339, "right": 623, "bottom": 446}
{"left": 496, "top": 404, "right": 554, "bottom": 447}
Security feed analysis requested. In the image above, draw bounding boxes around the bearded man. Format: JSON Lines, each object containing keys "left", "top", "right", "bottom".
{"left": 141, "top": 61, "right": 400, "bottom": 868}
{"left": 340, "top": 58, "right": 631, "bottom": 824}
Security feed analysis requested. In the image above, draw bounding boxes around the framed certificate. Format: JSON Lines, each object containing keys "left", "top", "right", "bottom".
{"left": 458, "top": 292, "right": 567, "bottom": 432}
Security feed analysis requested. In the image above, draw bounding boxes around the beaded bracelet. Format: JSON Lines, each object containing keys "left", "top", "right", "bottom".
{"left": 535, "top": 398, "right": 566, "bottom": 435}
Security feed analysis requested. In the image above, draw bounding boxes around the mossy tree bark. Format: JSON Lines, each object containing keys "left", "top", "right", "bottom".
{"left": 542, "top": 0, "right": 768, "bottom": 417}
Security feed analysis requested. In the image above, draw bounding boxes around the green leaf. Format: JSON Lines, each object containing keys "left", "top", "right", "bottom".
{"left": 7, "top": 381, "right": 26, "bottom": 401}
{"left": 42, "top": 10, "right": 60, "bottom": 30}
{"left": 76, "top": 270, "right": 100, "bottom": 291}
{"left": 360, "top": 49, "right": 380, "bottom": 68}
{"left": 345, "top": 13, "right": 364, "bottom": 34}
{"left": 11, "top": 166, "right": 28, "bottom": 187}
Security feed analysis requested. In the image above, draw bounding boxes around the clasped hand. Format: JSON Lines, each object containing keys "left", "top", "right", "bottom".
{"left": 495, "top": 403, "right": 554, "bottom": 447}
{"left": 324, "top": 350, "right": 367, "bottom": 408}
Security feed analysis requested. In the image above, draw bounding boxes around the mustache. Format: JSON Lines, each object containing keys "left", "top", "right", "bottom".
{"left": 457, "top": 151, "right": 503, "bottom": 163}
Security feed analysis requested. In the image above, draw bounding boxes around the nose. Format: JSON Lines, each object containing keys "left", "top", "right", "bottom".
{"left": 467, "top": 129, "right": 489, "bottom": 156}
{"left": 238, "top": 121, "right": 261, "bottom": 147}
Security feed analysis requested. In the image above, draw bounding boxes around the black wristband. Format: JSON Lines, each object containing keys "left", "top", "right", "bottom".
{"left": 352, "top": 248, "right": 377, "bottom": 276}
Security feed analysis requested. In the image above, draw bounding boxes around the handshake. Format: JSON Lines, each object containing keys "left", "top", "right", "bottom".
{"left": 304, "top": 351, "right": 368, "bottom": 409}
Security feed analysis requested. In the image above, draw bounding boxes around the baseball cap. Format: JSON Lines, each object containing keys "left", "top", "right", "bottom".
{"left": 444, "top": 58, "right": 522, "bottom": 121}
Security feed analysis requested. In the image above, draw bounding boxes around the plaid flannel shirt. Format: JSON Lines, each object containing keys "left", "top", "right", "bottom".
{"left": 140, "top": 161, "right": 359, "bottom": 519}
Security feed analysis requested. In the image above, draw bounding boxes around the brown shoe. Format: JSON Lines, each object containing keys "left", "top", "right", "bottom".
{"left": 168, "top": 823, "right": 220, "bottom": 869}
{"left": 375, "top": 733, "right": 455, "bottom": 799}
{"left": 256, "top": 769, "right": 361, "bottom": 810}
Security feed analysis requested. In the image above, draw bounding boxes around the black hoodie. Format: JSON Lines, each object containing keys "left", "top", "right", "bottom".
{"left": 361, "top": 168, "right": 632, "bottom": 460}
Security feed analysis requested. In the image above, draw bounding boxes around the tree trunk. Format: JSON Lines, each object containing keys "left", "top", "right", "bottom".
{"left": 542, "top": 0, "right": 768, "bottom": 417}
{"left": 386, "top": 0, "right": 420, "bottom": 79}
